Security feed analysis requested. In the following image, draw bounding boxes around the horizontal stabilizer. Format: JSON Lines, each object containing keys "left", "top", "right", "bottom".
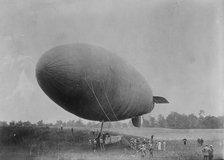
{"left": 153, "top": 96, "right": 169, "bottom": 104}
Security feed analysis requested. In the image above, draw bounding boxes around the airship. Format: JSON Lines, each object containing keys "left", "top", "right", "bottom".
{"left": 36, "top": 43, "right": 168, "bottom": 129}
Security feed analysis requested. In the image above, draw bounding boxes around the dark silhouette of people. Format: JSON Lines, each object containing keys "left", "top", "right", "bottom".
{"left": 197, "top": 138, "right": 204, "bottom": 146}
{"left": 151, "top": 135, "right": 154, "bottom": 144}
{"left": 182, "top": 138, "right": 187, "bottom": 145}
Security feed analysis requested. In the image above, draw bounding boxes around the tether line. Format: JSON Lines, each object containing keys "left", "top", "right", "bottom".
{"left": 84, "top": 78, "right": 111, "bottom": 122}
{"left": 102, "top": 80, "right": 118, "bottom": 121}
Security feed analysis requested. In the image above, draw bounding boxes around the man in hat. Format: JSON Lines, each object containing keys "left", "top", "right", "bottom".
{"left": 202, "top": 144, "right": 210, "bottom": 160}
{"left": 209, "top": 145, "right": 213, "bottom": 160}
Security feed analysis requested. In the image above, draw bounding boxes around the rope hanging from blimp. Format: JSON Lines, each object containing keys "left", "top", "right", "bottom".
{"left": 102, "top": 80, "right": 119, "bottom": 121}
{"left": 84, "top": 77, "right": 112, "bottom": 122}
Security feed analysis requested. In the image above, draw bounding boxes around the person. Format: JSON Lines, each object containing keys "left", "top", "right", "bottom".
{"left": 202, "top": 145, "right": 210, "bottom": 160}
{"left": 183, "top": 138, "right": 187, "bottom": 145}
{"left": 92, "top": 139, "right": 97, "bottom": 152}
{"left": 92, "top": 130, "right": 95, "bottom": 137}
{"left": 149, "top": 143, "right": 153, "bottom": 158}
{"left": 201, "top": 138, "right": 204, "bottom": 146}
{"left": 88, "top": 139, "right": 92, "bottom": 150}
{"left": 158, "top": 141, "right": 161, "bottom": 151}
{"left": 163, "top": 141, "right": 166, "bottom": 151}
{"left": 60, "top": 125, "right": 63, "bottom": 131}
{"left": 130, "top": 138, "right": 135, "bottom": 150}
{"left": 139, "top": 144, "right": 146, "bottom": 158}
{"left": 99, "top": 138, "right": 104, "bottom": 151}
{"left": 71, "top": 128, "right": 73, "bottom": 134}
{"left": 208, "top": 145, "right": 213, "bottom": 160}
{"left": 198, "top": 138, "right": 204, "bottom": 146}
{"left": 197, "top": 138, "right": 201, "bottom": 145}
{"left": 134, "top": 138, "right": 137, "bottom": 151}
{"left": 151, "top": 135, "right": 154, "bottom": 144}
{"left": 102, "top": 133, "right": 106, "bottom": 145}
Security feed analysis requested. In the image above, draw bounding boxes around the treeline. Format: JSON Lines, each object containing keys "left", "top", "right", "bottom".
{"left": 142, "top": 111, "right": 224, "bottom": 129}
{"left": 0, "top": 110, "right": 223, "bottom": 129}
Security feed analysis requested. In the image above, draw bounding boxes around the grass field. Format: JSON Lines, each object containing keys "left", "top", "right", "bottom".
{"left": 0, "top": 127, "right": 223, "bottom": 160}
{"left": 109, "top": 127, "right": 224, "bottom": 140}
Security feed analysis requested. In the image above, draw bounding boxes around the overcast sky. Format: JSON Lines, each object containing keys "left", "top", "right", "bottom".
{"left": 0, "top": 0, "right": 223, "bottom": 123}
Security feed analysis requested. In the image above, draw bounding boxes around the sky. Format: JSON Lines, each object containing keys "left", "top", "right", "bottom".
{"left": 0, "top": 0, "right": 223, "bottom": 123}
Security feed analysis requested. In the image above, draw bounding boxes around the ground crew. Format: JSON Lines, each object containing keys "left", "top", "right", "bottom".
{"left": 149, "top": 143, "right": 153, "bottom": 158}
{"left": 88, "top": 139, "right": 92, "bottom": 149}
{"left": 158, "top": 141, "right": 162, "bottom": 151}
{"left": 139, "top": 144, "right": 146, "bottom": 158}
{"left": 163, "top": 141, "right": 166, "bottom": 151}
{"left": 183, "top": 138, "right": 187, "bottom": 145}
{"left": 202, "top": 144, "right": 210, "bottom": 160}
{"left": 197, "top": 138, "right": 204, "bottom": 146}
{"left": 99, "top": 138, "right": 104, "bottom": 151}
{"left": 209, "top": 145, "right": 213, "bottom": 160}
{"left": 151, "top": 135, "right": 154, "bottom": 144}
{"left": 92, "top": 139, "right": 97, "bottom": 152}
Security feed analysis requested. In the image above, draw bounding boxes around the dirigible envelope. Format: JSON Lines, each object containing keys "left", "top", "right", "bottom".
{"left": 36, "top": 43, "right": 155, "bottom": 122}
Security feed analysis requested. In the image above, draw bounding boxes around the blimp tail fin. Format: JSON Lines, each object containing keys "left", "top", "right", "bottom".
{"left": 153, "top": 96, "right": 169, "bottom": 104}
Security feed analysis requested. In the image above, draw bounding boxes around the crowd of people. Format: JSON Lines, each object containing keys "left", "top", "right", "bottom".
{"left": 128, "top": 135, "right": 168, "bottom": 158}
{"left": 87, "top": 131, "right": 215, "bottom": 160}
{"left": 88, "top": 131, "right": 110, "bottom": 152}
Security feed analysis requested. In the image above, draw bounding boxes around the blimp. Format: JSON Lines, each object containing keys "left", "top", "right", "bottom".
{"left": 36, "top": 43, "right": 168, "bottom": 129}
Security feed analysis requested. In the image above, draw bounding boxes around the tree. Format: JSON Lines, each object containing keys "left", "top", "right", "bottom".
{"left": 0, "top": 121, "right": 8, "bottom": 127}
{"left": 16, "top": 121, "right": 23, "bottom": 127}
{"left": 217, "top": 116, "right": 224, "bottom": 128}
{"left": 166, "top": 112, "right": 190, "bottom": 129}
{"left": 75, "top": 119, "right": 84, "bottom": 127}
{"left": 128, "top": 120, "right": 134, "bottom": 127}
{"left": 121, "top": 122, "right": 128, "bottom": 128}
{"left": 9, "top": 121, "right": 16, "bottom": 126}
{"left": 142, "top": 117, "right": 150, "bottom": 127}
{"left": 86, "top": 121, "right": 96, "bottom": 128}
{"left": 148, "top": 116, "right": 156, "bottom": 127}
{"left": 37, "top": 120, "right": 44, "bottom": 127}
{"left": 23, "top": 121, "right": 32, "bottom": 127}
{"left": 202, "top": 116, "right": 220, "bottom": 129}
{"left": 199, "top": 110, "right": 205, "bottom": 118}
{"left": 113, "top": 121, "right": 122, "bottom": 128}
{"left": 166, "top": 112, "right": 179, "bottom": 128}
{"left": 157, "top": 114, "right": 166, "bottom": 128}
{"left": 66, "top": 120, "right": 76, "bottom": 127}
{"left": 188, "top": 114, "right": 199, "bottom": 128}
{"left": 55, "top": 120, "right": 63, "bottom": 127}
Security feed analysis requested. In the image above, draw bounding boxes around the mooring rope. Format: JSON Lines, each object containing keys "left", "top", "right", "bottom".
{"left": 84, "top": 78, "right": 112, "bottom": 122}
{"left": 102, "top": 80, "right": 119, "bottom": 121}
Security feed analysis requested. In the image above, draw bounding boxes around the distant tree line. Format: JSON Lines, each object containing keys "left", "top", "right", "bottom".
{"left": 142, "top": 110, "right": 224, "bottom": 129}
{"left": 0, "top": 110, "right": 223, "bottom": 129}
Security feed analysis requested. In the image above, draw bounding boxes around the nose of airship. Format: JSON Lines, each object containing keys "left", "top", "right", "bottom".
{"left": 36, "top": 53, "right": 52, "bottom": 90}
{"left": 36, "top": 52, "right": 62, "bottom": 102}
{"left": 36, "top": 56, "right": 45, "bottom": 81}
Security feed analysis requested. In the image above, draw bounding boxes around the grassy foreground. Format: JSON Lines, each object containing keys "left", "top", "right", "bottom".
{"left": 0, "top": 126, "right": 223, "bottom": 160}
